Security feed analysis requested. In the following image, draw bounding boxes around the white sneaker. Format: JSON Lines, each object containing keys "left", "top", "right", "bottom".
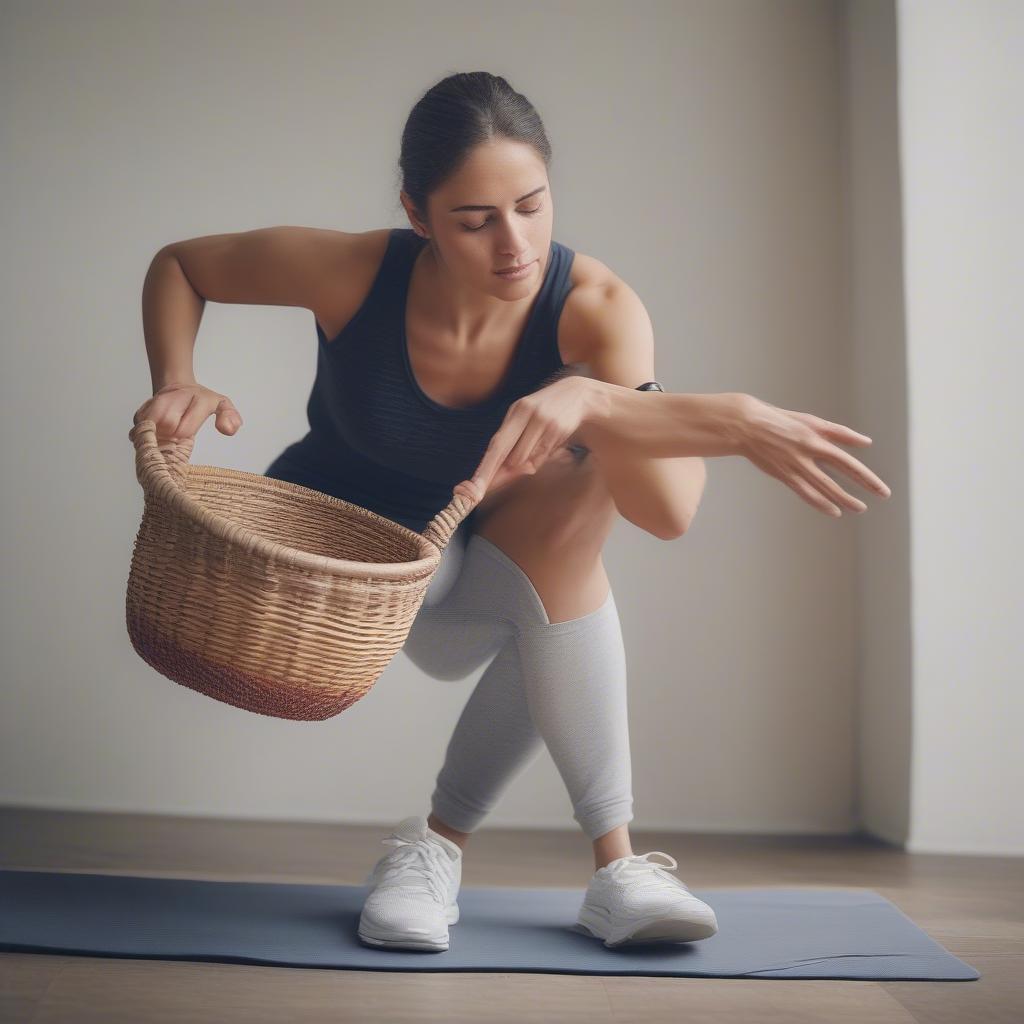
{"left": 576, "top": 851, "right": 719, "bottom": 948}
{"left": 357, "top": 815, "right": 463, "bottom": 952}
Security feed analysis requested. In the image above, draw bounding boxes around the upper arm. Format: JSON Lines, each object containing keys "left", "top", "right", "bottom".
{"left": 570, "top": 279, "right": 657, "bottom": 388}
{"left": 163, "top": 225, "right": 366, "bottom": 314}
{"left": 569, "top": 278, "right": 707, "bottom": 530}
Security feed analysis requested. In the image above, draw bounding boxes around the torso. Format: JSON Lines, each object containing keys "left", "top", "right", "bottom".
{"left": 313, "top": 228, "right": 619, "bottom": 611}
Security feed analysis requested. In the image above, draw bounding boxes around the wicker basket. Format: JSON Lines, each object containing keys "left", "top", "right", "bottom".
{"left": 125, "top": 419, "right": 480, "bottom": 722}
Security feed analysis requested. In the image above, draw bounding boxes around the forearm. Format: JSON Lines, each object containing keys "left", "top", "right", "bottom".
{"left": 141, "top": 246, "right": 205, "bottom": 392}
{"left": 572, "top": 384, "right": 746, "bottom": 538}
{"left": 590, "top": 450, "right": 707, "bottom": 538}
{"left": 577, "top": 384, "right": 749, "bottom": 460}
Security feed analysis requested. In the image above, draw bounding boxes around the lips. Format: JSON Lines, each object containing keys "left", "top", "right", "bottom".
{"left": 495, "top": 260, "right": 535, "bottom": 274}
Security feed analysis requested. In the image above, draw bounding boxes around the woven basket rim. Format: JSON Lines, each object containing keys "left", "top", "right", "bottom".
{"left": 185, "top": 464, "right": 445, "bottom": 578}
{"left": 129, "top": 422, "right": 462, "bottom": 581}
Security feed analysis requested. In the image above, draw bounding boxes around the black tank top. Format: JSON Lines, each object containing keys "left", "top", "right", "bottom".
{"left": 264, "top": 227, "right": 578, "bottom": 534}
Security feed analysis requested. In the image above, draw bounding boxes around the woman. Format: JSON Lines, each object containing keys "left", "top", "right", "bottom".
{"left": 133, "top": 72, "right": 891, "bottom": 953}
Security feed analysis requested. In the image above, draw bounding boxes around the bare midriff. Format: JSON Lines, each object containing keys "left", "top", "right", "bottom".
{"left": 471, "top": 453, "right": 617, "bottom": 624}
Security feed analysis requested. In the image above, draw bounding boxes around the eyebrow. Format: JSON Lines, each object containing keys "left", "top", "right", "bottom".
{"left": 449, "top": 185, "right": 547, "bottom": 212}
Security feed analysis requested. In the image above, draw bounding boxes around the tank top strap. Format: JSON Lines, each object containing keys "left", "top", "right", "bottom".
{"left": 315, "top": 228, "right": 420, "bottom": 347}
{"left": 491, "top": 235, "right": 575, "bottom": 381}
{"left": 387, "top": 227, "right": 427, "bottom": 280}
{"left": 534, "top": 238, "right": 575, "bottom": 369}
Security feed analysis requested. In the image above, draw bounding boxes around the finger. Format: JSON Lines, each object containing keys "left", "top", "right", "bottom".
{"left": 475, "top": 397, "right": 544, "bottom": 485}
{"left": 792, "top": 410, "right": 873, "bottom": 446}
{"left": 454, "top": 463, "right": 515, "bottom": 503}
{"left": 470, "top": 417, "right": 526, "bottom": 492}
{"left": 151, "top": 394, "right": 196, "bottom": 443}
{"left": 525, "top": 427, "right": 571, "bottom": 472}
{"left": 133, "top": 399, "right": 168, "bottom": 428}
{"left": 171, "top": 392, "right": 203, "bottom": 441}
{"left": 824, "top": 422, "right": 873, "bottom": 445}
{"left": 490, "top": 461, "right": 527, "bottom": 491}
{"left": 456, "top": 469, "right": 502, "bottom": 504}
{"left": 454, "top": 474, "right": 491, "bottom": 502}
{"left": 492, "top": 458, "right": 538, "bottom": 493}
{"left": 811, "top": 443, "right": 891, "bottom": 497}
{"left": 800, "top": 462, "right": 867, "bottom": 514}
{"left": 787, "top": 474, "right": 842, "bottom": 517}
{"left": 503, "top": 420, "right": 553, "bottom": 472}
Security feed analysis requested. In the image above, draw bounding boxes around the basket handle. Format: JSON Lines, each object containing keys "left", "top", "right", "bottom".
{"left": 421, "top": 489, "right": 482, "bottom": 552}
{"left": 128, "top": 418, "right": 195, "bottom": 492}
{"left": 421, "top": 441, "right": 587, "bottom": 551}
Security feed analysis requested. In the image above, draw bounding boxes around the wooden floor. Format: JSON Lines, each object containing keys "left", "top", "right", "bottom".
{"left": 1, "top": 808, "right": 1020, "bottom": 1023}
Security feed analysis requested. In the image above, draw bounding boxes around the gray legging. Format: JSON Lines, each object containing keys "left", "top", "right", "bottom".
{"left": 401, "top": 520, "right": 634, "bottom": 842}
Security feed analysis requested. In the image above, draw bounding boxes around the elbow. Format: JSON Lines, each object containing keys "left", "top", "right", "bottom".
{"left": 154, "top": 242, "right": 180, "bottom": 262}
{"left": 645, "top": 505, "right": 693, "bottom": 541}
{"left": 652, "top": 515, "right": 690, "bottom": 541}
{"left": 612, "top": 490, "right": 695, "bottom": 540}
{"left": 653, "top": 462, "right": 706, "bottom": 539}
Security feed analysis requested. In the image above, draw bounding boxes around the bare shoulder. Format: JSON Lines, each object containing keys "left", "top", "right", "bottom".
{"left": 558, "top": 249, "right": 645, "bottom": 365}
{"left": 314, "top": 227, "right": 394, "bottom": 343}
{"left": 164, "top": 224, "right": 393, "bottom": 336}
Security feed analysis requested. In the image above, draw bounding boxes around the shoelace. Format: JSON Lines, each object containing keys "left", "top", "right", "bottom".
{"left": 604, "top": 851, "right": 690, "bottom": 890}
{"left": 367, "top": 835, "right": 450, "bottom": 904}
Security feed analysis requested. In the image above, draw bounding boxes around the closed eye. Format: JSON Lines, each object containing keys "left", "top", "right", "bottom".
{"left": 461, "top": 206, "right": 544, "bottom": 232}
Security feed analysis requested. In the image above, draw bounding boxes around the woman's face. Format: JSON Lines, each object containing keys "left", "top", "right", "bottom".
{"left": 402, "top": 138, "right": 554, "bottom": 299}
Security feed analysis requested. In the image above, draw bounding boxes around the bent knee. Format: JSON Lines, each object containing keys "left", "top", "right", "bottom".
{"left": 403, "top": 634, "right": 477, "bottom": 681}
{"left": 402, "top": 651, "right": 470, "bottom": 682}
{"left": 403, "top": 615, "right": 506, "bottom": 682}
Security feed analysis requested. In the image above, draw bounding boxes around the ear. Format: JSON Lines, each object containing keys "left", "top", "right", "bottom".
{"left": 399, "top": 191, "right": 430, "bottom": 238}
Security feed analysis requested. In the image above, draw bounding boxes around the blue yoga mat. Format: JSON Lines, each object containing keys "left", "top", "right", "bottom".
{"left": 0, "top": 869, "right": 979, "bottom": 980}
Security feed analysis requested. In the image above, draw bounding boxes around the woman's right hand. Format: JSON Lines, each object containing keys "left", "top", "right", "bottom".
{"left": 733, "top": 393, "right": 892, "bottom": 517}
{"left": 130, "top": 381, "right": 243, "bottom": 445}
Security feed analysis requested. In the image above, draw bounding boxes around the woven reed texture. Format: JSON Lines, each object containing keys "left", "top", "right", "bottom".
{"left": 125, "top": 420, "right": 477, "bottom": 721}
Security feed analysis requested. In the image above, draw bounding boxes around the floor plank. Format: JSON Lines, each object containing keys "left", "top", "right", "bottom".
{"left": 0, "top": 953, "right": 73, "bottom": 1024}
{"left": 28, "top": 960, "right": 617, "bottom": 1024}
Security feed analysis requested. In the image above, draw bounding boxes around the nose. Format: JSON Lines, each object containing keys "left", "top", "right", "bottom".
{"left": 493, "top": 215, "right": 531, "bottom": 261}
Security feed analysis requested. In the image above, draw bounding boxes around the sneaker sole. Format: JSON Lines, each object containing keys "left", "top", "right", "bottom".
{"left": 357, "top": 902, "right": 459, "bottom": 952}
{"left": 577, "top": 903, "right": 718, "bottom": 947}
{"left": 358, "top": 929, "right": 450, "bottom": 952}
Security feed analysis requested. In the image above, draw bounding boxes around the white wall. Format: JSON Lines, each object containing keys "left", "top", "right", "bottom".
{"left": 5, "top": 0, "right": 1011, "bottom": 854}
{"left": 840, "top": 0, "right": 914, "bottom": 848}
{"left": 894, "top": 0, "right": 1023, "bottom": 854}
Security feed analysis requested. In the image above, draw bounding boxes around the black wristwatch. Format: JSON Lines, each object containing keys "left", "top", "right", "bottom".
{"left": 635, "top": 381, "right": 665, "bottom": 392}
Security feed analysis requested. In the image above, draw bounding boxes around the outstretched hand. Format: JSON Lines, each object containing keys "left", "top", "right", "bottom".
{"left": 735, "top": 394, "right": 891, "bottom": 516}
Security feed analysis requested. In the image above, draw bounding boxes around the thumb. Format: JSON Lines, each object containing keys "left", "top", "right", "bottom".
{"left": 215, "top": 400, "right": 242, "bottom": 435}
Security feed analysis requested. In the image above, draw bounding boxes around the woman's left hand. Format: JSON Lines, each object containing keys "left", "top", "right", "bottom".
{"left": 454, "top": 376, "right": 597, "bottom": 502}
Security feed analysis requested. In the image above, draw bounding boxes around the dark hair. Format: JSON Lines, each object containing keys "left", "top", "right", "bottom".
{"left": 397, "top": 72, "right": 552, "bottom": 225}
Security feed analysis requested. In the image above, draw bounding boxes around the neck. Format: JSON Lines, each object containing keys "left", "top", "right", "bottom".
{"left": 416, "top": 242, "right": 538, "bottom": 348}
